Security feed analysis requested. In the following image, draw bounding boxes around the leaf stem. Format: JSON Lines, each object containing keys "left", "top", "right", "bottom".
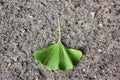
{"left": 58, "top": 16, "right": 61, "bottom": 43}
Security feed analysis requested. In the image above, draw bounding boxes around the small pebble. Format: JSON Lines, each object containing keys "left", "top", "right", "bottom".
{"left": 90, "top": 12, "right": 96, "bottom": 19}
{"left": 35, "top": 78, "right": 39, "bottom": 80}
{"left": 29, "top": 15, "right": 33, "bottom": 19}
{"left": 7, "top": 62, "right": 12, "bottom": 67}
{"left": 98, "top": 49, "right": 102, "bottom": 52}
{"left": 83, "top": 68, "right": 86, "bottom": 72}
{"left": 98, "top": 23, "right": 103, "bottom": 27}
{"left": 13, "top": 56, "right": 18, "bottom": 61}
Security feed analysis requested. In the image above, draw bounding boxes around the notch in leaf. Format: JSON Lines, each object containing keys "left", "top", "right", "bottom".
{"left": 34, "top": 16, "right": 82, "bottom": 71}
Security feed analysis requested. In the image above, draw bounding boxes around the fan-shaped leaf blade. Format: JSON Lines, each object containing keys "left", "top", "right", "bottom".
{"left": 34, "top": 42, "right": 82, "bottom": 70}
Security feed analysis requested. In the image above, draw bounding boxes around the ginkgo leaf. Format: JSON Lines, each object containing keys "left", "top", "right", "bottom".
{"left": 34, "top": 16, "right": 82, "bottom": 71}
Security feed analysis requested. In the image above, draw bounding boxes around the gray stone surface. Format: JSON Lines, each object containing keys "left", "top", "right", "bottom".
{"left": 0, "top": 0, "right": 120, "bottom": 80}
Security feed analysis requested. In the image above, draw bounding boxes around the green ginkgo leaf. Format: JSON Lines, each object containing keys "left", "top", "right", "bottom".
{"left": 34, "top": 16, "right": 82, "bottom": 71}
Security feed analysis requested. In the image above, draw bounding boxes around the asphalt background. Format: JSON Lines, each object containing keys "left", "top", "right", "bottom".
{"left": 0, "top": 0, "right": 120, "bottom": 80}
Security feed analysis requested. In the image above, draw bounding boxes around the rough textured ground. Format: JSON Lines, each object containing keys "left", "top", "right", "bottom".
{"left": 0, "top": 0, "right": 120, "bottom": 80}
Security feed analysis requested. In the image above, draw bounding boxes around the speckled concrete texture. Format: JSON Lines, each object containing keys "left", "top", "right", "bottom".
{"left": 0, "top": 0, "right": 120, "bottom": 80}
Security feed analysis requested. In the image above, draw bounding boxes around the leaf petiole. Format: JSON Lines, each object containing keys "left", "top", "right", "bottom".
{"left": 58, "top": 16, "right": 61, "bottom": 43}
